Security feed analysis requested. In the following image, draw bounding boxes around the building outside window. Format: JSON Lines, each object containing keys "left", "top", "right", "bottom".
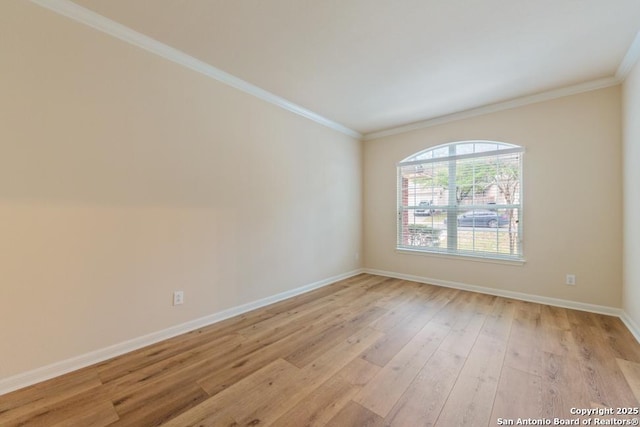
{"left": 397, "top": 140, "right": 524, "bottom": 261}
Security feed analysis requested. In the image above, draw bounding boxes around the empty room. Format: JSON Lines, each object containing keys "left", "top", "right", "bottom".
{"left": 2, "top": 0, "right": 640, "bottom": 426}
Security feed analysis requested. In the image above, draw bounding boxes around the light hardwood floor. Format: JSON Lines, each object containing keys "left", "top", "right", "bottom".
{"left": 2, "top": 273, "right": 640, "bottom": 426}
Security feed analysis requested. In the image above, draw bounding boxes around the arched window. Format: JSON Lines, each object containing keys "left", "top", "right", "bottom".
{"left": 397, "top": 140, "right": 524, "bottom": 261}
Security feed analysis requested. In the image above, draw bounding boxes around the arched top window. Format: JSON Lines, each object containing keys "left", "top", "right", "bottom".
{"left": 400, "top": 140, "right": 521, "bottom": 163}
{"left": 397, "top": 140, "right": 524, "bottom": 261}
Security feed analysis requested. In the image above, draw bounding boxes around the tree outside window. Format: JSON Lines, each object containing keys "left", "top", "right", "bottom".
{"left": 397, "top": 141, "right": 523, "bottom": 260}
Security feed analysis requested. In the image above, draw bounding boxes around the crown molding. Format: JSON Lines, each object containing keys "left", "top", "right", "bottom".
{"left": 617, "top": 31, "right": 640, "bottom": 80}
{"left": 363, "top": 76, "right": 620, "bottom": 141}
{"left": 26, "top": 0, "right": 639, "bottom": 143}
{"left": 366, "top": 28, "right": 640, "bottom": 141}
{"left": 29, "top": 0, "right": 361, "bottom": 140}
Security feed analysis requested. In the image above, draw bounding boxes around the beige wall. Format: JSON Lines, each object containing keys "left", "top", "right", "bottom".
{"left": 623, "top": 61, "right": 640, "bottom": 328}
{"left": 364, "top": 86, "right": 623, "bottom": 307}
{"left": 0, "top": 2, "right": 361, "bottom": 380}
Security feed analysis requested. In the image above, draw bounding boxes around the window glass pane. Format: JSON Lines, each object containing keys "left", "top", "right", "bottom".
{"left": 445, "top": 207, "right": 520, "bottom": 257}
{"left": 455, "top": 142, "right": 474, "bottom": 155}
{"left": 474, "top": 142, "right": 500, "bottom": 153}
{"left": 401, "top": 140, "right": 519, "bottom": 163}
{"left": 398, "top": 141, "right": 523, "bottom": 261}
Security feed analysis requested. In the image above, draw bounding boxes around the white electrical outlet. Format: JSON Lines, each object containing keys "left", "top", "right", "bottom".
{"left": 173, "top": 291, "right": 184, "bottom": 305}
{"left": 566, "top": 274, "right": 576, "bottom": 286}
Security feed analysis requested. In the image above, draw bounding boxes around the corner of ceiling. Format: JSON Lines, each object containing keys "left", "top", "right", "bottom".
{"left": 362, "top": 76, "right": 620, "bottom": 142}
{"left": 26, "top": 0, "right": 639, "bottom": 144}
{"left": 362, "top": 30, "right": 640, "bottom": 142}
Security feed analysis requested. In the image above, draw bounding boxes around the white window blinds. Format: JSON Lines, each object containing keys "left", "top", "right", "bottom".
{"left": 397, "top": 141, "right": 524, "bottom": 261}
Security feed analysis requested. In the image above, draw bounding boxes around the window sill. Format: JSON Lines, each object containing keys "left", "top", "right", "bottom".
{"left": 396, "top": 247, "right": 526, "bottom": 266}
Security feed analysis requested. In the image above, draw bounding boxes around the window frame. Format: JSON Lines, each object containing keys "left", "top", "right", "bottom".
{"left": 396, "top": 140, "right": 525, "bottom": 262}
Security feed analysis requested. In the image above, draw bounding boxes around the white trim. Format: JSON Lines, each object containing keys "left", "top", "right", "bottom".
{"left": 24, "top": 0, "right": 638, "bottom": 142}
{"left": 0, "top": 268, "right": 364, "bottom": 396}
{"left": 25, "top": 1, "right": 640, "bottom": 141}
{"left": 28, "top": 0, "right": 361, "bottom": 140}
{"left": 620, "top": 311, "right": 640, "bottom": 344}
{"left": 617, "top": 31, "right": 640, "bottom": 80}
{"left": 364, "top": 77, "right": 620, "bottom": 141}
{"left": 363, "top": 268, "right": 622, "bottom": 317}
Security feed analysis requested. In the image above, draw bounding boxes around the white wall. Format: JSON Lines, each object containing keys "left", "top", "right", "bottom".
{"left": 0, "top": 2, "right": 361, "bottom": 381}
{"left": 364, "top": 87, "right": 623, "bottom": 308}
{"left": 623, "top": 61, "right": 640, "bottom": 331}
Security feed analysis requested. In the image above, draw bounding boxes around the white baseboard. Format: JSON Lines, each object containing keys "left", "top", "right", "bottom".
{"left": 372, "top": 267, "right": 640, "bottom": 344}
{"left": 363, "top": 268, "right": 623, "bottom": 317}
{"left": 3, "top": 267, "right": 636, "bottom": 396}
{"left": 0, "top": 269, "right": 364, "bottom": 396}
{"left": 620, "top": 311, "right": 640, "bottom": 344}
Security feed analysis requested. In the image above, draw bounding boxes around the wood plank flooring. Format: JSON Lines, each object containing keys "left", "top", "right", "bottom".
{"left": 2, "top": 273, "right": 640, "bottom": 426}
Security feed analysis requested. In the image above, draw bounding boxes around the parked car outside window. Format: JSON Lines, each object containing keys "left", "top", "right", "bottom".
{"left": 456, "top": 210, "right": 509, "bottom": 228}
{"left": 415, "top": 201, "right": 434, "bottom": 216}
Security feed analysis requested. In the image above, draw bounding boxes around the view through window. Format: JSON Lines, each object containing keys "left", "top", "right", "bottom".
{"left": 397, "top": 141, "right": 524, "bottom": 261}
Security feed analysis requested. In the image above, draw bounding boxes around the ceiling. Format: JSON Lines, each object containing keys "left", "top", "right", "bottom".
{"left": 63, "top": 1, "right": 640, "bottom": 136}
